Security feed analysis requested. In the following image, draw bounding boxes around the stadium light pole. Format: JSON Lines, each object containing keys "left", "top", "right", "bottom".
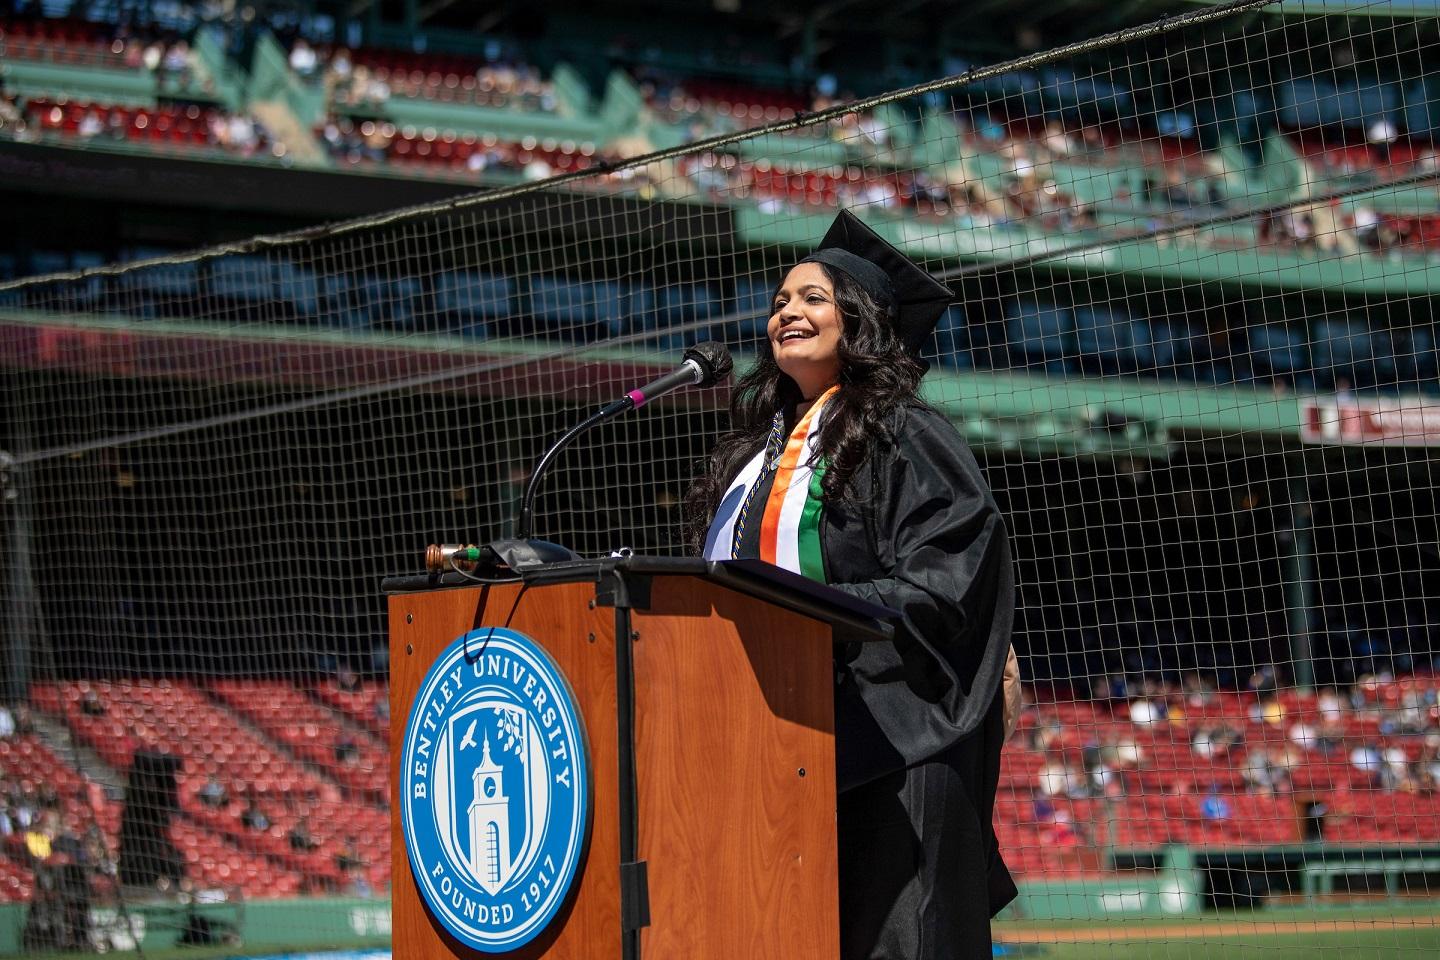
{"left": 1283, "top": 471, "right": 1317, "bottom": 692}
{"left": 2, "top": 447, "right": 37, "bottom": 706}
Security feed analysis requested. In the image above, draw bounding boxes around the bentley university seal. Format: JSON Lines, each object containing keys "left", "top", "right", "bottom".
{"left": 401, "top": 627, "right": 590, "bottom": 952}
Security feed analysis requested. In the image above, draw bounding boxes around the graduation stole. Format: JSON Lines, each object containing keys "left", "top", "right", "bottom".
{"left": 703, "top": 385, "right": 837, "bottom": 581}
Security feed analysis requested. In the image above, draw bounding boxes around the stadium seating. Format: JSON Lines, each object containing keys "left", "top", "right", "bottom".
{"left": 21, "top": 97, "right": 271, "bottom": 158}
{"left": 4, "top": 671, "right": 1434, "bottom": 905}
{"left": 208, "top": 680, "right": 386, "bottom": 801}
{"left": 644, "top": 75, "right": 809, "bottom": 128}
{"left": 339, "top": 48, "right": 556, "bottom": 112}
{"left": 0, "top": 17, "right": 128, "bottom": 69}
{"left": 310, "top": 680, "right": 390, "bottom": 739}
{"left": 995, "top": 676, "right": 1440, "bottom": 874}
{"left": 0, "top": 729, "right": 303, "bottom": 902}
{"left": 26, "top": 681, "right": 385, "bottom": 895}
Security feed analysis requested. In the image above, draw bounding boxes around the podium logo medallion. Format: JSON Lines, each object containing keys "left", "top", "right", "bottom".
{"left": 401, "top": 627, "right": 590, "bottom": 952}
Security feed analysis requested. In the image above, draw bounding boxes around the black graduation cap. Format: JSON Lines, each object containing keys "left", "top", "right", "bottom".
{"left": 799, "top": 209, "right": 954, "bottom": 354}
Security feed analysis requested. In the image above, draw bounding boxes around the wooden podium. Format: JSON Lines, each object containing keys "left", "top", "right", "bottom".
{"left": 385, "top": 556, "right": 892, "bottom": 959}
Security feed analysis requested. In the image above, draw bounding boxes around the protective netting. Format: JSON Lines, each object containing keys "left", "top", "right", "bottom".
{"left": 1, "top": 0, "right": 1439, "bottom": 953}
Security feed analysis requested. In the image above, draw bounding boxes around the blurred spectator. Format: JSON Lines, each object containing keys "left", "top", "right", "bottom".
{"left": 141, "top": 40, "right": 164, "bottom": 72}
{"left": 0, "top": 94, "right": 28, "bottom": 140}
{"left": 1382, "top": 745, "right": 1415, "bottom": 792}
{"left": 1043, "top": 809, "right": 1081, "bottom": 848}
{"left": 336, "top": 664, "right": 361, "bottom": 693}
{"left": 288, "top": 816, "right": 318, "bottom": 852}
{"left": 0, "top": 704, "right": 14, "bottom": 740}
{"left": 1200, "top": 786, "right": 1232, "bottom": 822}
{"left": 1354, "top": 205, "right": 1380, "bottom": 249}
{"left": 1249, "top": 696, "right": 1286, "bottom": 729}
{"left": 77, "top": 109, "right": 103, "bottom": 139}
{"left": 336, "top": 834, "right": 370, "bottom": 895}
{"left": 80, "top": 689, "right": 105, "bottom": 717}
{"left": 1128, "top": 698, "right": 1163, "bottom": 726}
{"left": 24, "top": 810, "right": 60, "bottom": 863}
{"left": 1418, "top": 735, "right": 1440, "bottom": 791}
{"left": 1038, "top": 760, "right": 1087, "bottom": 799}
{"left": 1027, "top": 714, "right": 1062, "bottom": 752}
{"left": 1288, "top": 718, "right": 1318, "bottom": 751}
{"left": 334, "top": 735, "right": 359, "bottom": 765}
{"left": 1349, "top": 741, "right": 1384, "bottom": 785}
{"left": 289, "top": 38, "right": 318, "bottom": 79}
{"left": 1031, "top": 790, "right": 1056, "bottom": 823}
{"left": 1081, "top": 743, "right": 1113, "bottom": 796}
{"left": 1191, "top": 722, "right": 1243, "bottom": 760}
{"left": 1247, "top": 665, "right": 1279, "bottom": 698}
{"left": 198, "top": 776, "right": 228, "bottom": 808}
{"left": 240, "top": 796, "right": 269, "bottom": 832}
{"left": 161, "top": 40, "right": 194, "bottom": 87}
{"left": 1241, "top": 746, "right": 1295, "bottom": 795}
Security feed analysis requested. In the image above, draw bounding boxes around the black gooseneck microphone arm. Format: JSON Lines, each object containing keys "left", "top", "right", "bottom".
{"left": 512, "top": 341, "right": 734, "bottom": 543}
{"left": 514, "top": 402, "right": 626, "bottom": 541}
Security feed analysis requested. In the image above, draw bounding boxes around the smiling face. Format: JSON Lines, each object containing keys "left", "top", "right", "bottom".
{"left": 768, "top": 262, "right": 844, "bottom": 400}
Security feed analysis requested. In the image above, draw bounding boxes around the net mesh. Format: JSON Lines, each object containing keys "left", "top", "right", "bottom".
{"left": 2, "top": 0, "right": 1439, "bottom": 952}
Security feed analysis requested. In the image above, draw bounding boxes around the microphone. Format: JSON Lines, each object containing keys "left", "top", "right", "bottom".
{"left": 610, "top": 341, "right": 734, "bottom": 414}
{"left": 506, "top": 342, "right": 733, "bottom": 550}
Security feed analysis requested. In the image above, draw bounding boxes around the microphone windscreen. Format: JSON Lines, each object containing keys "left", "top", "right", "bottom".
{"left": 684, "top": 341, "right": 733, "bottom": 388}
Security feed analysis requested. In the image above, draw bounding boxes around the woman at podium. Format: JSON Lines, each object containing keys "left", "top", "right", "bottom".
{"left": 691, "top": 210, "right": 1016, "bottom": 960}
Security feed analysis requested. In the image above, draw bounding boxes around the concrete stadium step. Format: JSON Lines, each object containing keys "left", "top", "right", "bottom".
{"left": 250, "top": 99, "right": 332, "bottom": 169}
{"left": 27, "top": 708, "right": 125, "bottom": 796}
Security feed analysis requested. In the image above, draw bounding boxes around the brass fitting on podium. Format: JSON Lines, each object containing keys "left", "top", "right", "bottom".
{"left": 426, "top": 543, "right": 479, "bottom": 573}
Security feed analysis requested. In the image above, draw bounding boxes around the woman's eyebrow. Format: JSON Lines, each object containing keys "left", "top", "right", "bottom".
{"left": 775, "top": 283, "right": 831, "bottom": 298}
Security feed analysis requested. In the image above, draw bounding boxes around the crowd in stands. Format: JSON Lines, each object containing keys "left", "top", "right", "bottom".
{"left": 0, "top": 10, "right": 281, "bottom": 161}
{"left": 2, "top": 661, "right": 1439, "bottom": 905}
{"left": 4, "top": 5, "right": 1438, "bottom": 268}
{"left": 0, "top": 704, "right": 118, "bottom": 906}
{"left": 292, "top": 39, "right": 559, "bottom": 114}
{"left": 998, "top": 669, "right": 1440, "bottom": 874}
{"left": 17, "top": 97, "right": 273, "bottom": 157}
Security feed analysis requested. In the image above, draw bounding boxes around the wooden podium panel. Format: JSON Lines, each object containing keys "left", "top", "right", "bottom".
{"left": 389, "top": 567, "right": 842, "bottom": 959}
{"left": 390, "top": 582, "right": 622, "bottom": 959}
{"left": 633, "top": 577, "right": 839, "bottom": 960}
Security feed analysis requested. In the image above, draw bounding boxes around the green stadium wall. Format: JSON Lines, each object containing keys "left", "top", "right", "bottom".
{"left": 0, "top": 896, "right": 391, "bottom": 953}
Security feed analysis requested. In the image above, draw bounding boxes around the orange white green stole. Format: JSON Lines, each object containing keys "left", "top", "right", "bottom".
{"left": 702, "top": 386, "right": 837, "bottom": 582}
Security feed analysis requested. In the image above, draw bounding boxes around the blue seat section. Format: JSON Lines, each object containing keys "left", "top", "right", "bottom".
{"left": 71, "top": 251, "right": 105, "bottom": 271}
{"left": 9, "top": 244, "right": 1440, "bottom": 401}
{"left": 1074, "top": 304, "right": 1143, "bottom": 375}
{"left": 434, "top": 271, "right": 514, "bottom": 336}
{"left": 272, "top": 262, "right": 323, "bottom": 317}
{"left": 1278, "top": 76, "right": 1400, "bottom": 130}
{"left": 723, "top": 277, "right": 772, "bottom": 347}
{"left": 119, "top": 248, "right": 201, "bottom": 300}
{"left": 351, "top": 276, "right": 421, "bottom": 329}
{"left": 209, "top": 256, "right": 275, "bottom": 306}
{"left": 29, "top": 251, "right": 73, "bottom": 276}
{"left": 1141, "top": 316, "right": 1233, "bottom": 384}
{"left": 1404, "top": 77, "right": 1440, "bottom": 139}
{"left": 1244, "top": 323, "right": 1312, "bottom": 389}
{"left": 1005, "top": 300, "right": 1075, "bottom": 375}
{"left": 1394, "top": 325, "right": 1439, "bottom": 393}
{"left": 1312, "top": 316, "right": 1396, "bottom": 390}
{"left": 635, "top": 283, "right": 720, "bottom": 352}
{"left": 526, "top": 276, "right": 637, "bottom": 341}
{"left": 928, "top": 305, "right": 971, "bottom": 370}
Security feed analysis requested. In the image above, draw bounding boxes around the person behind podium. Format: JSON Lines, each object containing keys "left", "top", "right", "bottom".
{"left": 689, "top": 210, "right": 1016, "bottom": 960}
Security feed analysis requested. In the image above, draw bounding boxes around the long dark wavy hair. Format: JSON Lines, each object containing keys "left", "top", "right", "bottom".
{"left": 686, "top": 262, "right": 925, "bottom": 551}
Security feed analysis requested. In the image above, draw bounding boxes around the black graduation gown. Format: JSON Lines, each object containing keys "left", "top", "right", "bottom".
{"left": 733, "top": 402, "right": 1016, "bottom": 960}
